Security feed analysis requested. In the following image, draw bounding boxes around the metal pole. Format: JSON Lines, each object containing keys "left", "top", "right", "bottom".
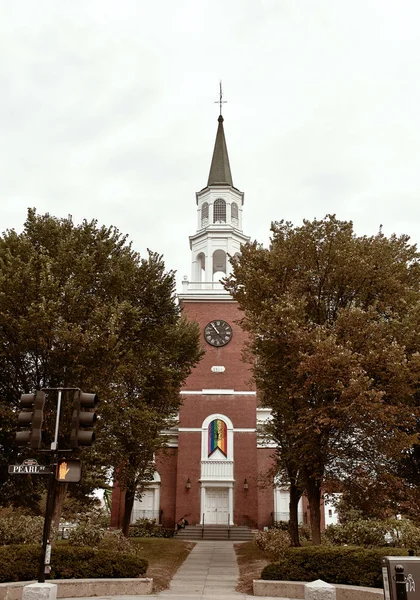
{"left": 38, "top": 388, "right": 65, "bottom": 581}
{"left": 36, "top": 387, "right": 80, "bottom": 582}
{"left": 395, "top": 565, "right": 408, "bottom": 600}
{"left": 38, "top": 456, "right": 57, "bottom": 583}
{"left": 51, "top": 389, "right": 63, "bottom": 451}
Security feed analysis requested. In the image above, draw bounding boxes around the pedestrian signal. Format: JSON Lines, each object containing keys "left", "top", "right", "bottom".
{"left": 56, "top": 459, "right": 81, "bottom": 482}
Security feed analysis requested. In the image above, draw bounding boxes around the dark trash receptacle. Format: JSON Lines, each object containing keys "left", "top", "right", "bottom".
{"left": 382, "top": 556, "right": 420, "bottom": 600}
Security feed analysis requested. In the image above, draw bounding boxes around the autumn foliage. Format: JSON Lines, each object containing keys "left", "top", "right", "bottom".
{"left": 225, "top": 215, "right": 420, "bottom": 544}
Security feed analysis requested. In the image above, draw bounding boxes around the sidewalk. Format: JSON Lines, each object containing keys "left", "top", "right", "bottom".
{"left": 62, "top": 541, "right": 282, "bottom": 600}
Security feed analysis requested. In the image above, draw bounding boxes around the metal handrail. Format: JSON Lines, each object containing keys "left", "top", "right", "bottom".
{"left": 227, "top": 514, "right": 230, "bottom": 539}
{"left": 202, "top": 513, "right": 205, "bottom": 538}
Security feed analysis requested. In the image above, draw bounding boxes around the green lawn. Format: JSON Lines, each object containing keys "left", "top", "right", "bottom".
{"left": 234, "top": 541, "right": 270, "bottom": 594}
{"left": 131, "top": 538, "right": 195, "bottom": 592}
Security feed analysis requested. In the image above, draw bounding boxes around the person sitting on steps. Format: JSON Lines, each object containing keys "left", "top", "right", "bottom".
{"left": 175, "top": 516, "right": 189, "bottom": 532}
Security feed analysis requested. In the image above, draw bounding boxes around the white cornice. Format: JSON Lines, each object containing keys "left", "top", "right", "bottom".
{"left": 178, "top": 427, "right": 256, "bottom": 432}
{"left": 181, "top": 389, "right": 256, "bottom": 395}
{"left": 189, "top": 227, "right": 250, "bottom": 246}
{"left": 196, "top": 185, "right": 244, "bottom": 205}
{"left": 178, "top": 293, "right": 234, "bottom": 302}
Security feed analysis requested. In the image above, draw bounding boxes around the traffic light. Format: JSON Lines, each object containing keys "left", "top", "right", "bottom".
{"left": 16, "top": 391, "right": 46, "bottom": 448}
{"left": 70, "top": 391, "right": 99, "bottom": 447}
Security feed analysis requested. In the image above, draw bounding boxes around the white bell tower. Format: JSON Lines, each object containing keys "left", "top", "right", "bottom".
{"left": 181, "top": 114, "right": 250, "bottom": 300}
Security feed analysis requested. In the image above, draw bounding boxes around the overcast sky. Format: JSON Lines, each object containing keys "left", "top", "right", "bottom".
{"left": 1, "top": 1, "right": 420, "bottom": 289}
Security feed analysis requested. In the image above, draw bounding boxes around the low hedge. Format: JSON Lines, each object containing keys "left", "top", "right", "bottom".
{"left": 261, "top": 546, "right": 408, "bottom": 588}
{"left": 128, "top": 519, "right": 173, "bottom": 538}
{"left": 0, "top": 545, "right": 148, "bottom": 583}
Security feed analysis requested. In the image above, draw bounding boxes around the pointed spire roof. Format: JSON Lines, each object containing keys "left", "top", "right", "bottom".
{"left": 207, "top": 115, "right": 233, "bottom": 187}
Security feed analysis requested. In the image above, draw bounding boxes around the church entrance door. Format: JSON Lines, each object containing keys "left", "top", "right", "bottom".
{"left": 204, "top": 488, "right": 229, "bottom": 524}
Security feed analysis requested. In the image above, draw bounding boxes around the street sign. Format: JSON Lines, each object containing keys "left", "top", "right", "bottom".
{"left": 8, "top": 458, "right": 52, "bottom": 475}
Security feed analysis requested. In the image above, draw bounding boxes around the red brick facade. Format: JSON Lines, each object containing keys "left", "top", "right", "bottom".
{"left": 172, "top": 298, "right": 273, "bottom": 528}
{"left": 111, "top": 298, "right": 278, "bottom": 530}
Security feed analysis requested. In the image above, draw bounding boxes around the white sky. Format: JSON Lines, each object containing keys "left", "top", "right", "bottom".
{"left": 1, "top": 0, "right": 420, "bottom": 290}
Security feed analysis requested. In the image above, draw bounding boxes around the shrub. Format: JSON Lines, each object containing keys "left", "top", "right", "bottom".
{"left": 261, "top": 546, "right": 408, "bottom": 588}
{"left": 128, "top": 518, "right": 173, "bottom": 538}
{"left": 76, "top": 510, "right": 110, "bottom": 529}
{"left": 0, "top": 516, "right": 44, "bottom": 545}
{"left": 323, "top": 518, "right": 420, "bottom": 549}
{"left": 98, "top": 530, "right": 137, "bottom": 554}
{"left": 254, "top": 528, "right": 290, "bottom": 561}
{"left": 0, "top": 545, "right": 148, "bottom": 583}
{"left": 87, "top": 550, "right": 147, "bottom": 579}
{"left": 272, "top": 520, "right": 289, "bottom": 531}
{"left": 298, "top": 524, "right": 311, "bottom": 541}
{"left": 0, "top": 545, "right": 41, "bottom": 582}
{"left": 323, "top": 519, "right": 388, "bottom": 547}
{"left": 67, "top": 521, "right": 104, "bottom": 547}
{"left": 272, "top": 521, "right": 311, "bottom": 541}
{"left": 387, "top": 519, "right": 420, "bottom": 549}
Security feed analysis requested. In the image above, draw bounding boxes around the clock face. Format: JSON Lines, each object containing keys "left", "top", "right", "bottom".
{"left": 204, "top": 320, "right": 232, "bottom": 347}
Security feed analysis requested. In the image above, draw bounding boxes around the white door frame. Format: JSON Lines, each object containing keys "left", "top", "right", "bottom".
{"left": 200, "top": 483, "right": 234, "bottom": 525}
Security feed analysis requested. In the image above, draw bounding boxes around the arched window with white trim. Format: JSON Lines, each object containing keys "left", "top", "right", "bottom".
{"left": 201, "top": 413, "right": 234, "bottom": 461}
{"left": 212, "top": 249, "right": 226, "bottom": 281}
{"left": 196, "top": 252, "right": 205, "bottom": 281}
{"left": 213, "top": 199, "right": 226, "bottom": 223}
{"left": 208, "top": 419, "right": 228, "bottom": 457}
{"left": 131, "top": 471, "right": 161, "bottom": 524}
{"left": 273, "top": 484, "right": 303, "bottom": 525}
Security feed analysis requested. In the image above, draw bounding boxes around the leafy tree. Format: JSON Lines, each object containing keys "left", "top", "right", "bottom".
{"left": 0, "top": 209, "right": 202, "bottom": 533}
{"left": 225, "top": 215, "right": 420, "bottom": 544}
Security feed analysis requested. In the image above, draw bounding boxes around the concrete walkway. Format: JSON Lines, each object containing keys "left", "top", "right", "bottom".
{"left": 63, "top": 541, "right": 282, "bottom": 600}
{"left": 159, "top": 541, "right": 246, "bottom": 598}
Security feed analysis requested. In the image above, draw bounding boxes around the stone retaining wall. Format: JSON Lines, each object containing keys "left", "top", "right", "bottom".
{"left": 253, "top": 579, "right": 383, "bottom": 600}
{"left": 0, "top": 578, "right": 153, "bottom": 600}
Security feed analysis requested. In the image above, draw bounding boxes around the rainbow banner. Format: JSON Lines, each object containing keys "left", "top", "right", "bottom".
{"left": 208, "top": 419, "right": 227, "bottom": 456}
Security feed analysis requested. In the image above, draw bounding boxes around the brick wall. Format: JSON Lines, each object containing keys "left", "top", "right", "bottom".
{"left": 175, "top": 431, "right": 202, "bottom": 524}
{"left": 110, "top": 483, "right": 124, "bottom": 529}
{"left": 155, "top": 450, "right": 177, "bottom": 529}
{"left": 233, "top": 431, "right": 258, "bottom": 527}
{"left": 180, "top": 300, "right": 254, "bottom": 392}
{"left": 179, "top": 394, "right": 257, "bottom": 428}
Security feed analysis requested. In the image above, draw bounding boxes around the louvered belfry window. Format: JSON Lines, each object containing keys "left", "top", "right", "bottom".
{"left": 201, "top": 202, "right": 209, "bottom": 227}
{"left": 213, "top": 199, "right": 226, "bottom": 223}
{"left": 231, "top": 202, "right": 238, "bottom": 225}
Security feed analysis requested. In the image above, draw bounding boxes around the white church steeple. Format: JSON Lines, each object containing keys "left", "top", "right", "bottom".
{"left": 180, "top": 112, "right": 250, "bottom": 300}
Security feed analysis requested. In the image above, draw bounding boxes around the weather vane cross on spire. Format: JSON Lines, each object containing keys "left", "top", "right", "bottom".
{"left": 214, "top": 81, "right": 227, "bottom": 116}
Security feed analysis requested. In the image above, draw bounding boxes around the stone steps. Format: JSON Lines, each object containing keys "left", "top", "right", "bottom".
{"left": 175, "top": 525, "right": 255, "bottom": 541}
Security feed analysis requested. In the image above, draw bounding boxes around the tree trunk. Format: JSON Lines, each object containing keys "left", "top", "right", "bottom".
{"left": 52, "top": 481, "right": 68, "bottom": 545}
{"left": 122, "top": 484, "right": 136, "bottom": 537}
{"left": 288, "top": 482, "right": 302, "bottom": 547}
{"left": 306, "top": 476, "right": 322, "bottom": 545}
